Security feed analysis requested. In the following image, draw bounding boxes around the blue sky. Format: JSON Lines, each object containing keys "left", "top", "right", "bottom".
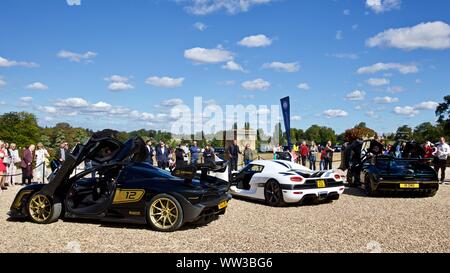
{"left": 0, "top": 0, "right": 449, "bottom": 134}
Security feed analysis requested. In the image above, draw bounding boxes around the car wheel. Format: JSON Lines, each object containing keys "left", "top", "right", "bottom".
{"left": 364, "top": 175, "right": 377, "bottom": 197}
{"left": 27, "top": 192, "right": 62, "bottom": 224}
{"left": 264, "top": 179, "right": 286, "bottom": 207}
{"left": 147, "top": 194, "right": 184, "bottom": 232}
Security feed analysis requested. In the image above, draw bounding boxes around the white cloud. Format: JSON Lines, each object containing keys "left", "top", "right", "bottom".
{"left": 387, "top": 86, "right": 405, "bottom": 93}
{"left": 324, "top": 109, "right": 348, "bottom": 118}
{"left": 160, "top": 98, "right": 184, "bottom": 107}
{"left": 393, "top": 106, "right": 419, "bottom": 117}
{"left": 366, "top": 110, "right": 379, "bottom": 118}
{"left": 414, "top": 101, "right": 439, "bottom": 110}
{"left": 105, "top": 75, "right": 134, "bottom": 91}
{"left": 367, "top": 78, "right": 390, "bottom": 86}
{"left": 352, "top": 24, "right": 359, "bottom": 31}
{"left": 374, "top": 96, "right": 399, "bottom": 104}
{"left": 367, "top": 21, "right": 450, "bottom": 50}
{"left": 219, "top": 80, "right": 236, "bottom": 86}
{"left": 38, "top": 106, "right": 57, "bottom": 113}
{"left": 0, "top": 77, "right": 5, "bottom": 88}
{"left": 238, "top": 34, "right": 272, "bottom": 48}
{"left": 193, "top": 22, "right": 207, "bottom": 31}
{"left": 55, "top": 97, "right": 89, "bottom": 108}
{"left": 336, "top": 30, "right": 343, "bottom": 40}
{"left": 329, "top": 53, "right": 359, "bottom": 60}
{"left": 297, "top": 83, "right": 310, "bottom": 91}
{"left": 26, "top": 82, "right": 48, "bottom": 90}
{"left": 357, "top": 62, "right": 418, "bottom": 74}
{"left": 0, "top": 56, "right": 38, "bottom": 68}
{"left": 104, "top": 75, "right": 129, "bottom": 82}
{"left": 222, "top": 61, "right": 245, "bottom": 72}
{"left": 179, "top": 0, "right": 273, "bottom": 15}
{"left": 346, "top": 90, "right": 366, "bottom": 101}
{"left": 184, "top": 47, "right": 234, "bottom": 63}
{"left": 57, "top": 50, "right": 97, "bottom": 63}
{"left": 343, "top": 9, "right": 350, "bottom": 16}
{"left": 20, "top": 96, "right": 33, "bottom": 103}
{"left": 291, "top": 115, "right": 302, "bottom": 121}
{"left": 145, "top": 76, "right": 185, "bottom": 88}
{"left": 366, "top": 0, "right": 401, "bottom": 14}
{"left": 66, "top": 0, "right": 81, "bottom": 6}
{"left": 108, "top": 82, "right": 134, "bottom": 91}
{"left": 241, "top": 78, "right": 270, "bottom": 90}
{"left": 90, "top": 101, "right": 112, "bottom": 112}
{"left": 262, "top": 61, "right": 300, "bottom": 72}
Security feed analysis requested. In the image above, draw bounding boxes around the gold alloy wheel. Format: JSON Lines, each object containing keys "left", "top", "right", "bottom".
{"left": 28, "top": 194, "right": 52, "bottom": 223}
{"left": 149, "top": 197, "right": 179, "bottom": 230}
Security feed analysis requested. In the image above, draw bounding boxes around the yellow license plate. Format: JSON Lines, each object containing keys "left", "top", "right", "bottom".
{"left": 218, "top": 201, "right": 228, "bottom": 210}
{"left": 317, "top": 180, "right": 326, "bottom": 188}
{"left": 400, "top": 183, "right": 419, "bottom": 189}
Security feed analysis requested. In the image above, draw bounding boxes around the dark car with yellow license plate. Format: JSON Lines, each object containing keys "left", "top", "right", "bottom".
{"left": 344, "top": 139, "right": 439, "bottom": 197}
{"left": 8, "top": 132, "right": 231, "bottom": 232}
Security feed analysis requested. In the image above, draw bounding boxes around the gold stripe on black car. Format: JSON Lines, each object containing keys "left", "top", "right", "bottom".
{"left": 112, "top": 189, "right": 145, "bottom": 204}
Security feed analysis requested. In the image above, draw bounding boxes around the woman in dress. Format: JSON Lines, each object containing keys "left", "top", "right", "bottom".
{"left": 21, "top": 144, "right": 35, "bottom": 185}
{"left": 0, "top": 141, "right": 8, "bottom": 190}
{"left": 34, "top": 142, "right": 50, "bottom": 183}
{"left": 8, "top": 143, "right": 20, "bottom": 186}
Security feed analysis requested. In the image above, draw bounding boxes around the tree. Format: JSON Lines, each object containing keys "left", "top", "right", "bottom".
{"left": 305, "top": 125, "right": 321, "bottom": 143}
{"left": 413, "top": 122, "right": 443, "bottom": 143}
{"left": 395, "top": 125, "right": 413, "bottom": 140}
{"left": 344, "top": 126, "right": 377, "bottom": 142}
{"left": 0, "top": 112, "right": 40, "bottom": 147}
{"left": 436, "top": 95, "right": 450, "bottom": 137}
{"left": 354, "top": 122, "right": 367, "bottom": 129}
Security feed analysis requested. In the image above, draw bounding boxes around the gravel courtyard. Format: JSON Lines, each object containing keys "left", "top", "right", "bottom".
{"left": 0, "top": 180, "right": 449, "bottom": 253}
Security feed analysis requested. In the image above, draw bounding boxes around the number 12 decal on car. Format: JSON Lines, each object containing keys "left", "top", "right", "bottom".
{"left": 112, "top": 189, "right": 145, "bottom": 204}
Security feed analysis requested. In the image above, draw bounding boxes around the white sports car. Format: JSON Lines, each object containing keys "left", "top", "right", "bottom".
{"left": 230, "top": 160, "right": 345, "bottom": 206}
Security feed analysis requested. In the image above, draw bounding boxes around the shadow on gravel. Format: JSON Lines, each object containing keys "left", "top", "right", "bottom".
{"left": 343, "top": 186, "right": 435, "bottom": 199}
{"left": 231, "top": 195, "right": 337, "bottom": 207}
{"left": 60, "top": 217, "right": 217, "bottom": 232}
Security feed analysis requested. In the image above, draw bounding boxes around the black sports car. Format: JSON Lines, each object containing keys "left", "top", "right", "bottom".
{"left": 343, "top": 139, "right": 439, "bottom": 197}
{"left": 8, "top": 132, "right": 231, "bottom": 232}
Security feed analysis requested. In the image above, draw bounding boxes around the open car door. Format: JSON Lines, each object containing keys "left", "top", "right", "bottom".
{"left": 40, "top": 135, "right": 147, "bottom": 199}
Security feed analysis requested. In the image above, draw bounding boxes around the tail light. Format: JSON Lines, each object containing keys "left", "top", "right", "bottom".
{"left": 339, "top": 187, "right": 345, "bottom": 191}
{"left": 290, "top": 176, "right": 303, "bottom": 182}
{"left": 293, "top": 191, "right": 303, "bottom": 195}
{"left": 334, "top": 174, "right": 341, "bottom": 180}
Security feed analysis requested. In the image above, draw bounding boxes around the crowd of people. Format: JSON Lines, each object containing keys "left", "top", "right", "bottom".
{"left": 0, "top": 141, "right": 54, "bottom": 192}
{"left": 143, "top": 139, "right": 254, "bottom": 172}
{"left": 0, "top": 136, "right": 449, "bottom": 193}
{"left": 272, "top": 140, "right": 336, "bottom": 171}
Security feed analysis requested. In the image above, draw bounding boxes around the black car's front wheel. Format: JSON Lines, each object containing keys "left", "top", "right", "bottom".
{"left": 27, "top": 193, "right": 61, "bottom": 224}
{"left": 264, "top": 179, "right": 286, "bottom": 207}
{"left": 147, "top": 194, "right": 184, "bottom": 232}
{"left": 364, "top": 175, "right": 378, "bottom": 197}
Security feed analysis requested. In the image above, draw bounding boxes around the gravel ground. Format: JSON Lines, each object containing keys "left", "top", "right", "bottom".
{"left": 0, "top": 174, "right": 449, "bottom": 253}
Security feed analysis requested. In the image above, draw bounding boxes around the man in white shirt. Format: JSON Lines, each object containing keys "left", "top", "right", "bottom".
{"left": 434, "top": 137, "right": 450, "bottom": 183}
{"left": 181, "top": 143, "right": 189, "bottom": 163}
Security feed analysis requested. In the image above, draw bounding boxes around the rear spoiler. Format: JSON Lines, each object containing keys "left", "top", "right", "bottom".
{"left": 171, "top": 160, "right": 229, "bottom": 180}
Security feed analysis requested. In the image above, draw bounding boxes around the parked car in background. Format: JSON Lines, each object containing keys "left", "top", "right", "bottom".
{"left": 343, "top": 139, "right": 439, "bottom": 197}
{"left": 230, "top": 160, "right": 344, "bottom": 206}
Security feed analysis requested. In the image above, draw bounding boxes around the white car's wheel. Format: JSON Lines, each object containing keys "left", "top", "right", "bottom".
{"left": 264, "top": 180, "right": 286, "bottom": 207}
